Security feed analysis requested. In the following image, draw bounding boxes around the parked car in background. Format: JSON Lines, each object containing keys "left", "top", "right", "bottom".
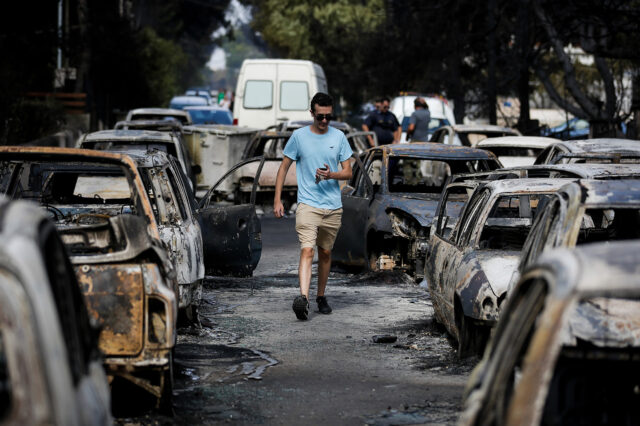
{"left": 511, "top": 179, "right": 640, "bottom": 289}
{"left": 460, "top": 240, "right": 640, "bottom": 426}
{"left": 184, "top": 105, "right": 233, "bottom": 125}
{"left": 390, "top": 94, "right": 456, "bottom": 143}
{"left": 0, "top": 147, "right": 178, "bottom": 407}
{"left": 331, "top": 143, "right": 502, "bottom": 280}
{"left": 541, "top": 116, "right": 590, "bottom": 140}
{"left": 0, "top": 198, "right": 111, "bottom": 425}
{"left": 80, "top": 129, "right": 197, "bottom": 188}
{"left": 126, "top": 107, "right": 192, "bottom": 126}
{"left": 534, "top": 138, "right": 640, "bottom": 165}
{"left": 426, "top": 178, "right": 569, "bottom": 357}
{"left": 475, "top": 136, "right": 559, "bottom": 167}
{"left": 185, "top": 88, "right": 214, "bottom": 104}
{"left": 169, "top": 95, "right": 210, "bottom": 110}
{"left": 233, "top": 58, "right": 328, "bottom": 128}
{"left": 430, "top": 124, "right": 522, "bottom": 147}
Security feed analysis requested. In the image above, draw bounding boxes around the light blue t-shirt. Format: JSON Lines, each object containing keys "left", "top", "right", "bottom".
{"left": 283, "top": 126, "right": 353, "bottom": 210}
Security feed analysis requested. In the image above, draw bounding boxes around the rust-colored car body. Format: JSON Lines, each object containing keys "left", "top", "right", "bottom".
{"left": 0, "top": 147, "right": 177, "bottom": 402}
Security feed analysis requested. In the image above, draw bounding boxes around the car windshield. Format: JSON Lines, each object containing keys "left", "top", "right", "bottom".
{"left": 0, "top": 160, "right": 139, "bottom": 223}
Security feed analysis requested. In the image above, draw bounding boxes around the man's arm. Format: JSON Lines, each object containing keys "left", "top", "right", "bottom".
{"left": 273, "top": 156, "right": 293, "bottom": 218}
{"left": 316, "top": 159, "right": 352, "bottom": 182}
{"left": 393, "top": 125, "right": 402, "bottom": 144}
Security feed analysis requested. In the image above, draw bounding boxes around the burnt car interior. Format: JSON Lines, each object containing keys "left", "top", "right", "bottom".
{"left": 577, "top": 208, "right": 640, "bottom": 242}
{"left": 477, "top": 194, "right": 548, "bottom": 250}
{"left": 0, "top": 162, "right": 138, "bottom": 224}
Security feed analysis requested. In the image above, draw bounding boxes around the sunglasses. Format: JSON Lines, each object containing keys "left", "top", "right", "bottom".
{"left": 314, "top": 113, "right": 333, "bottom": 121}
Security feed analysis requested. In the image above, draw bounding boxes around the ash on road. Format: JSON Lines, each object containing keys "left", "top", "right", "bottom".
{"left": 119, "top": 217, "right": 476, "bottom": 425}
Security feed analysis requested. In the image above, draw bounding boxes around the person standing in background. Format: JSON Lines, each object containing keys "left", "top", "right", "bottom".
{"left": 407, "top": 98, "right": 431, "bottom": 142}
{"left": 362, "top": 97, "right": 401, "bottom": 147}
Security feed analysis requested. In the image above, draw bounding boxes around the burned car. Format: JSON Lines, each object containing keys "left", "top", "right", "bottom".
{"left": 426, "top": 178, "right": 569, "bottom": 357}
{"left": 331, "top": 143, "right": 502, "bottom": 280}
{"left": 460, "top": 241, "right": 640, "bottom": 426}
{"left": 0, "top": 199, "right": 111, "bottom": 425}
{"left": 430, "top": 124, "right": 522, "bottom": 147}
{"left": 475, "top": 136, "right": 558, "bottom": 167}
{"left": 0, "top": 147, "right": 177, "bottom": 405}
{"left": 78, "top": 129, "right": 197, "bottom": 191}
{"left": 534, "top": 138, "right": 640, "bottom": 165}
{"left": 511, "top": 179, "right": 640, "bottom": 289}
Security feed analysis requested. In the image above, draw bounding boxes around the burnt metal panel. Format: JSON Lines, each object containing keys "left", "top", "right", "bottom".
{"left": 199, "top": 205, "right": 262, "bottom": 276}
{"left": 76, "top": 264, "right": 144, "bottom": 356}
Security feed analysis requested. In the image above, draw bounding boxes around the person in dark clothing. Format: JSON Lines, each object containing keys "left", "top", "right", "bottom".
{"left": 407, "top": 97, "right": 431, "bottom": 142}
{"left": 362, "top": 97, "right": 401, "bottom": 147}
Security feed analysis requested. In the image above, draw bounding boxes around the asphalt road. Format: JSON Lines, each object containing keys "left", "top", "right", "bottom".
{"left": 120, "top": 216, "right": 477, "bottom": 425}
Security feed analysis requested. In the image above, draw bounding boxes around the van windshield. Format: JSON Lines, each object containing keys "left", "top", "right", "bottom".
{"left": 244, "top": 80, "right": 273, "bottom": 109}
{"left": 280, "top": 81, "right": 309, "bottom": 110}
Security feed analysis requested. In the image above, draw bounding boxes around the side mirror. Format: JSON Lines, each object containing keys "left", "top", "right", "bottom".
{"left": 192, "top": 164, "right": 202, "bottom": 175}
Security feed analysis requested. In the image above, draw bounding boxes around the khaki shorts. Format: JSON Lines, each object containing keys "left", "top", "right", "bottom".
{"left": 295, "top": 203, "right": 343, "bottom": 250}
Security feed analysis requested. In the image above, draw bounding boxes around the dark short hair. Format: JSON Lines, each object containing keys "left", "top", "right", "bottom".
{"left": 381, "top": 96, "right": 390, "bottom": 103}
{"left": 310, "top": 92, "right": 333, "bottom": 112}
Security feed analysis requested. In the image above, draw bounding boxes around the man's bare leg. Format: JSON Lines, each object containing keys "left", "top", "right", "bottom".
{"left": 317, "top": 246, "right": 331, "bottom": 297}
{"left": 298, "top": 247, "right": 314, "bottom": 298}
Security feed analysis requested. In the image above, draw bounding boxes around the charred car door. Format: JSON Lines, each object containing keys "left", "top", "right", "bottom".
{"left": 332, "top": 153, "right": 373, "bottom": 268}
{"left": 197, "top": 157, "right": 265, "bottom": 277}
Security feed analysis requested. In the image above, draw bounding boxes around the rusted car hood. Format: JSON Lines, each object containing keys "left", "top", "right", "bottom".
{"left": 566, "top": 297, "right": 640, "bottom": 347}
{"left": 386, "top": 194, "right": 450, "bottom": 228}
{"left": 476, "top": 250, "right": 520, "bottom": 297}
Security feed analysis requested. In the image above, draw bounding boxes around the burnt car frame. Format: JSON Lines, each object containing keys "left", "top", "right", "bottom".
{"left": 0, "top": 147, "right": 178, "bottom": 404}
{"left": 426, "top": 178, "right": 570, "bottom": 357}
{"left": 511, "top": 179, "right": 640, "bottom": 289}
{"left": 331, "top": 143, "right": 502, "bottom": 279}
{"left": 534, "top": 138, "right": 640, "bottom": 165}
{"left": 0, "top": 199, "right": 111, "bottom": 425}
{"left": 460, "top": 241, "right": 640, "bottom": 426}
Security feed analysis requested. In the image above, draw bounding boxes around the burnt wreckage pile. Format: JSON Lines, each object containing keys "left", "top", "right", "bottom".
{"left": 328, "top": 137, "right": 640, "bottom": 424}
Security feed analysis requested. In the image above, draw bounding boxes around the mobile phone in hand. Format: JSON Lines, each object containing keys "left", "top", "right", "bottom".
{"left": 315, "top": 167, "right": 327, "bottom": 184}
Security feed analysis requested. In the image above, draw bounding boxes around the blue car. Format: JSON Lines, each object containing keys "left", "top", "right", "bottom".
{"left": 184, "top": 106, "right": 233, "bottom": 125}
{"left": 169, "top": 95, "right": 209, "bottom": 110}
{"left": 542, "top": 117, "right": 589, "bottom": 140}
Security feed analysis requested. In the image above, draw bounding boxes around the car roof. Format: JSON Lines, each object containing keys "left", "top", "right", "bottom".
{"left": 476, "top": 136, "right": 559, "bottom": 149}
{"left": 551, "top": 138, "right": 640, "bottom": 153}
{"left": 501, "top": 163, "right": 640, "bottom": 177}
{"left": 183, "top": 105, "right": 230, "bottom": 111}
{"left": 448, "top": 124, "right": 522, "bottom": 134}
{"left": 375, "top": 142, "right": 499, "bottom": 160}
{"left": 129, "top": 107, "right": 189, "bottom": 117}
{"left": 114, "top": 119, "right": 183, "bottom": 131}
{"left": 481, "top": 177, "right": 571, "bottom": 194}
{"left": 564, "top": 179, "right": 640, "bottom": 206}
{"left": 82, "top": 129, "right": 175, "bottom": 144}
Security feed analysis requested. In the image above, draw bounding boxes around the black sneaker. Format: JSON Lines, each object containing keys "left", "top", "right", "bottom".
{"left": 292, "top": 295, "right": 309, "bottom": 320}
{"left": 316, "top": 296, "right": 332, "bottom": 314}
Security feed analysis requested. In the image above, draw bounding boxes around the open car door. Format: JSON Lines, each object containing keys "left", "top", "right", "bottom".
{"left": 197, "top": 156, "right": 265, "bottom": 277}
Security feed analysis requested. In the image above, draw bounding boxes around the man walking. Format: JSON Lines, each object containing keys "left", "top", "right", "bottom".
{"left": 273, "top": 92, "right": 353, "bottom": 320}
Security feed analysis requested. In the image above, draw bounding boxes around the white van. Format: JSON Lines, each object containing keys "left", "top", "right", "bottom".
{"left": 390, "top": 95, "right": 456, "bottom": 142}
{"left": 233, "top": 59, "right": 328, "bottom": 129}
